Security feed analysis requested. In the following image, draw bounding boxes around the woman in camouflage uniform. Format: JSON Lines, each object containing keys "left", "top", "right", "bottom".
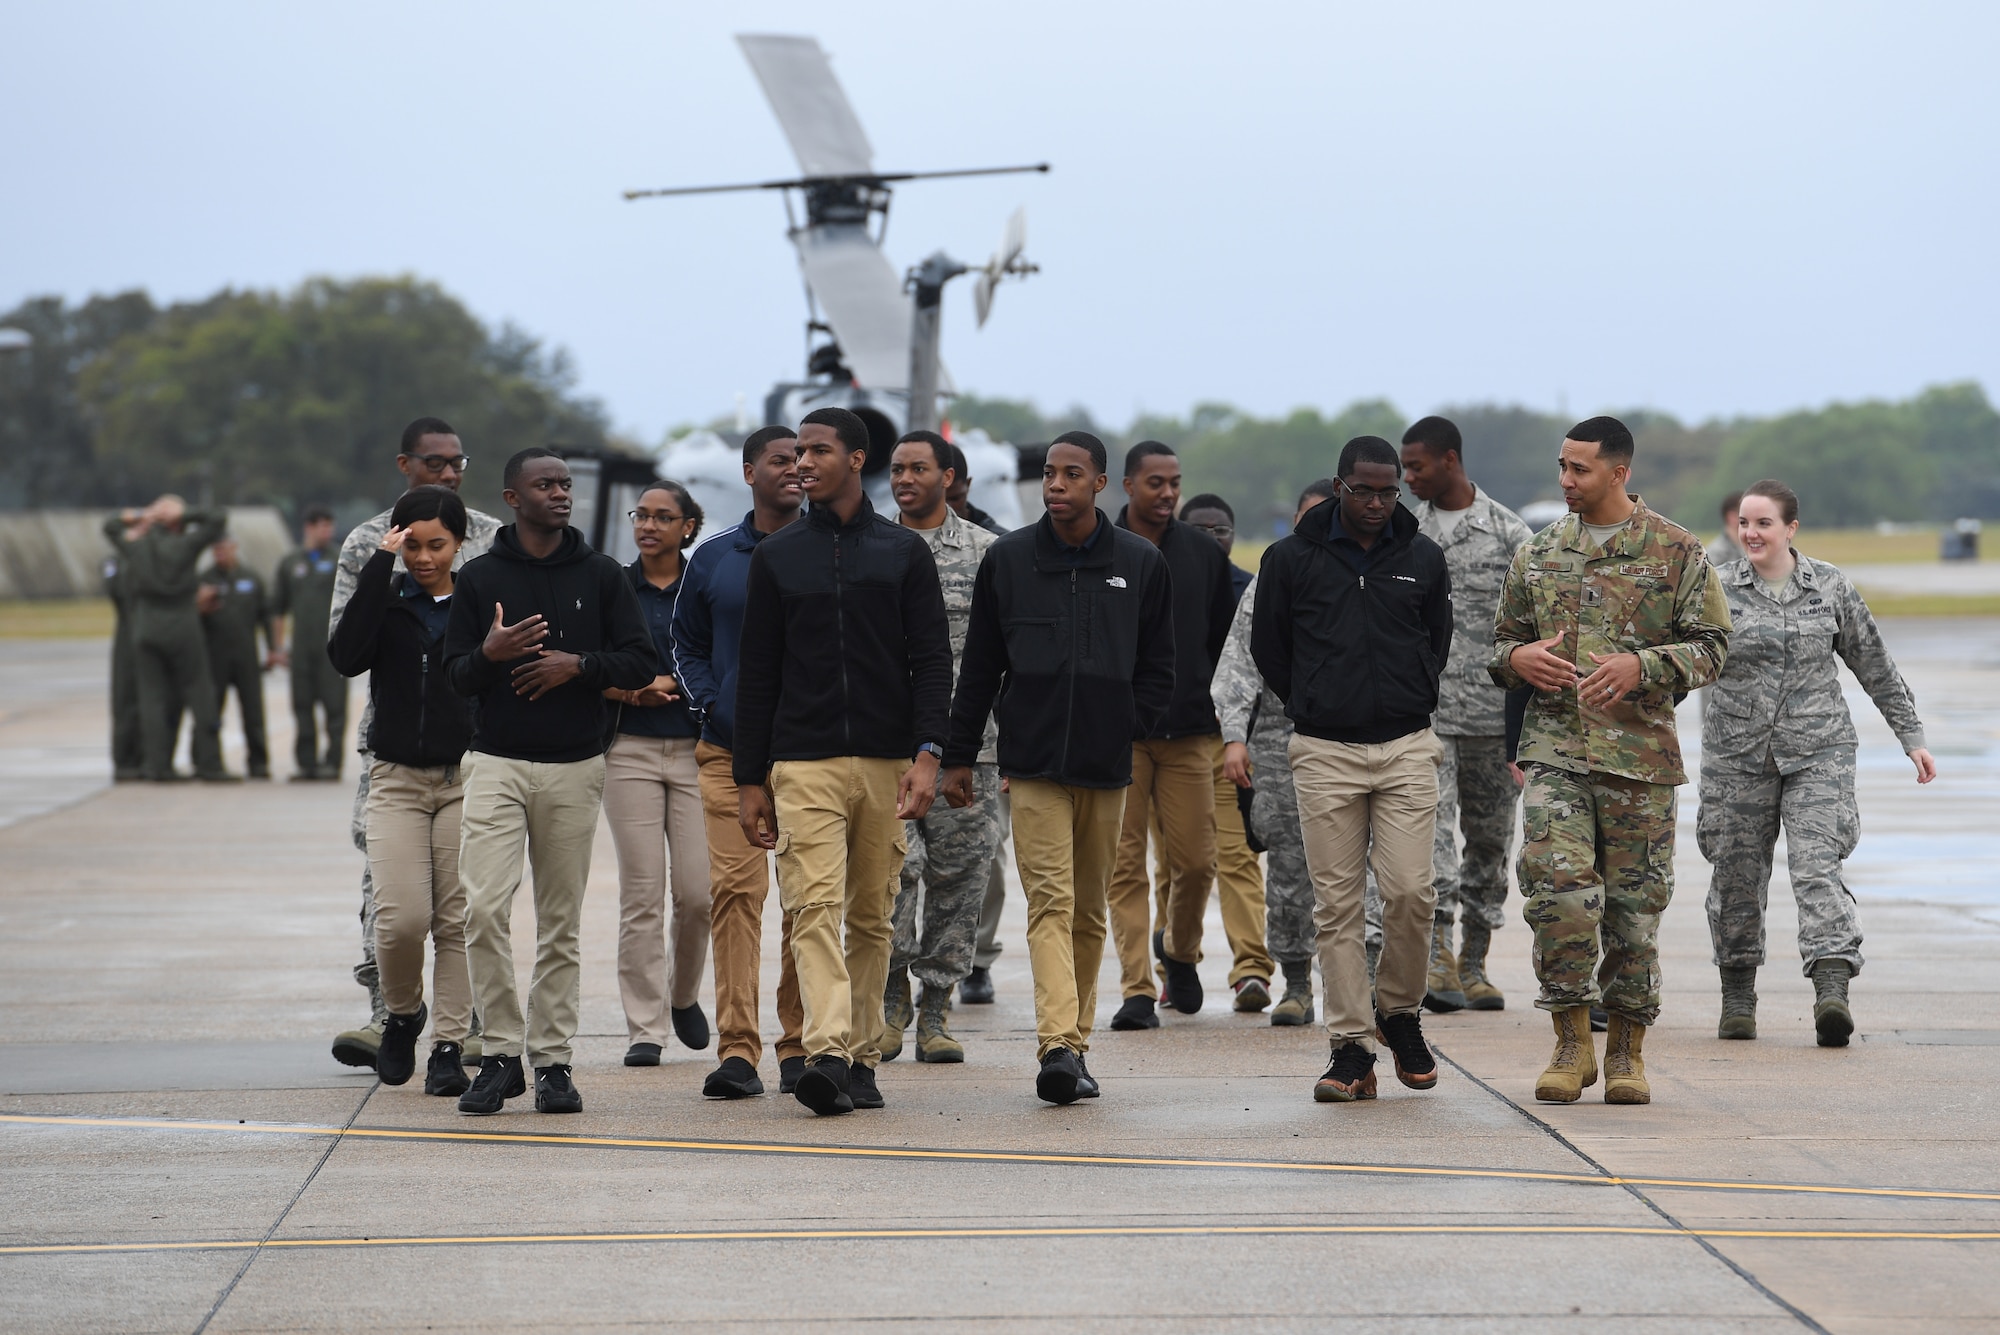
{"left": 1697, "top": 479, "right": 1935, "bottom": 1047}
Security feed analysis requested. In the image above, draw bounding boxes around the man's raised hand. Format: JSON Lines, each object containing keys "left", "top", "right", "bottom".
{"left": 1510, "top": 634, "right": 1579, "bottom": 693}
{"left": 512, "top": 651, "right": 583, "bottom": 700}
{"left": 481, "top": 602, "right": 547, "bottom": 663}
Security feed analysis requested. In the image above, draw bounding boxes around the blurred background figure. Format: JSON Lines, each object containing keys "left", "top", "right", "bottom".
{"left": 273, "top": 505, "right": 345, "bottom": 780}
{"left": 197, "top": 536, "right": 276, "bottom": 780}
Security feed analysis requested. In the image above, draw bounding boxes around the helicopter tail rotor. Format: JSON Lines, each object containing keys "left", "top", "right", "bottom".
{"left": 974, "top": 206, "right": 1037, "bottom": 329}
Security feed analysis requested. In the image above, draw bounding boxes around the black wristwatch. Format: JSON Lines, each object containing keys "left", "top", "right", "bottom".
{"left": 917, "top": 742, "right": 944, "bottom": 761}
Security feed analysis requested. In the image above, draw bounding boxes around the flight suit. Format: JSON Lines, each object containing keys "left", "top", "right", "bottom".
{"left": 104, "top": 510, "right": 230, "bottom": 781}
{"left": 200, "top": 561, "right": 275, "bottom": 777}
{"left": 104, "top": 554, "right": 149, "bottom": 779}
{"left": 274, "top": 545, "right": 345, "bottom": 777}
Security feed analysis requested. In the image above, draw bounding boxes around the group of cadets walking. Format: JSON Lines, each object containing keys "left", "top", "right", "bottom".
{"left": 112, "top": 403, "right": 1934, "bottom": 1115}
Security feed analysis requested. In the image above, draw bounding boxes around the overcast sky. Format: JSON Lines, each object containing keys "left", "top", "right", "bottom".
{"left": 5, "top": 2, "right": 1995, "bottom": 442}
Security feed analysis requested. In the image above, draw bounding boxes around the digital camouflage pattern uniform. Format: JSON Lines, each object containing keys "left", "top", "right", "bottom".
{"left": 892, "top": 509, "right": 1004, "bottom": 992}
{"left": 1213, "top": 576, "right": 1379, "bottom": 967}
{"left": 1489, "top": 496, "right": 1730, "bottom": 1024}
{"left": 199, "top": 559, "right": 276, "bottom": 777}
{"left": 1412, "top": 490, "right": 1533, "bottom": 933}
{"left": 329, "top": 503, "right": 502, "bottom": 1022}
{"left": 1698, "top": 555, "right": 1923, "bottom": 977}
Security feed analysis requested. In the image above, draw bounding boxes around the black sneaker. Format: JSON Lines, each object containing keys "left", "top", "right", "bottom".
{"left": 959, "top": 966, "right": 995, "bottom": 1005}
{"left": 778, "top": 1055, "right": 807, "bottom": 1094}
{"left": 624, "top": 1042, "right": 662, "bottom": 1067}
{"left": 458, "top": 1055, "right": 526, "bottom": 1115}
{"left": 1374, "top": 1010, "right": 1439, "bottom": 1090}
{"left": 534, "top": 1064, "right": 583, "bottom": 1114}
{"left": 701, "top": 1056, "right": 765, "bottom": 1098}
{"left": 424, "top": 1042, "right": 470, "bottom": 1097}
{"left": 794, "top": 1056, "right": 853, "bottom": 1115}
{"left": 671, "top": 1004, "right": 711, "bottom": 1051}
{"left": 1076, "top": 1055, "right": 1100, "bottom": 1100}
{"left": 377, "top": 1004, "right": 428, "bottom": 1087}
{"left": 1154, "top": 929, "right": 1203, "bottom": 1014}
{"left": 848, "top": 1063, "right": 884, "bottom": 1110}
{"left": 1110, "top": 995, "right": 1160, "bottom": 1031}
{"left": 1313, "top": 1042, "right": 1378, "bottom": 1103}
{"left": 1037, "top": 1047, "right": 1082, "bottom": 1105}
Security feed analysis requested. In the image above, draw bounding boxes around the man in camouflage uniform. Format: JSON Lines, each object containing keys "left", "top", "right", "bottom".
{"left": 1401, "top": 417, "right": 1533, "bottom": 1013}
{"left": 882, "top": 432, "right": 1003, "bottom": 1064}
{"left": 1490, "top": 417, "right": 1729, "bottom": 1106}
{"left": 198, "top": 536, "right": 276, "bottom": 779}
{"left": 326, "top": 418, "right": 501, "bottom": 1070}
{"left": 273, "top": 506, "right": 345, "bottom": 781}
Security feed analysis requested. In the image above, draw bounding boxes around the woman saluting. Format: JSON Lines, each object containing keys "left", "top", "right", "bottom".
{"left": 1697, "top": 478, "right": 1935, "bottom": 1047}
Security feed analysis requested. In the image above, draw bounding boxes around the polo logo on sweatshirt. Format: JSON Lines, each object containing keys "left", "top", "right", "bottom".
{"left": 575, "top": 598, "right": 582, "bottom": 610}
{"left": 1105, "top": 576, "right": 1127, "bottom": 589}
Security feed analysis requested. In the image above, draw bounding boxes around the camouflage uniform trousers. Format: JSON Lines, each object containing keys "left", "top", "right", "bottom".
{"left": 350, "top": 766, "right": 384, "bottom": 1023}
{"left": 1696, "top": 747, "right": 1863, "bottom": 977}
{"left": 1519, "top": 764, "right": 1677, "bottom": 1025}
{"left": 1432, "top": 734, "right": 1518, "bottom": 931}
{"left": 1249, "top": 728, "right": 1379, "bottom": 965}
{"left": 892, "top": 763, "right": 1004, "bottom": 993}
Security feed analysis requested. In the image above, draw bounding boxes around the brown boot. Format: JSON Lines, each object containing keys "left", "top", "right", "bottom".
{"left": 1458, "top": 921, "right": 1504, "bottom": 1011}
{"left": 1534, "top": 1006, "right": 1598, "bottom": 1103}
{"left": 1604, "top": 1013, "right": 1651, "bottom": 1104}
{"left": 914, "top": 986, "right": 964, "bottom": 1064}
{"left": 880, "top": 970, "right": 914, "bottom": 1062}
{"left": 1423, "top": 919, "right": 1467, "bottom": 1012}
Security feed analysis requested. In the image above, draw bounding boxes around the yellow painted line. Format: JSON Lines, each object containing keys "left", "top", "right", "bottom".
{"left": 4, "top": 1112, "right": 1997, "bottom": 1206}
{"left": 7, "top": 1223, "right": 2000, "bottom": 1258}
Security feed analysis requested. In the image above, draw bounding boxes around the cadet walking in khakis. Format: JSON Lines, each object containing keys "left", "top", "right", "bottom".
{"left": 1490, "top": 416, "right": 1731, "bottom": 1106}
{"left": 1400, "top": 417, "right": 1534, "bottom": 1012}
{"left": 326, "top": 417, "right": 500, "bottom": 1072}
{"left": 273, "top": 505, "right": 347, "bottom": 781}
{"left": 1698, "top": 479, "right": 1933, "bottom": 1046}
{"left": 880, "top": 430, "right": 1003, "bottom": 1066}
{"left": 101, "top": 496, "right": 234, "bottom": 783}
{"left": 198, "top": 537, "right": 277, "bottom": 779}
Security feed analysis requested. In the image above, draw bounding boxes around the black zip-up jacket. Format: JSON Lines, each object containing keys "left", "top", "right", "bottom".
{"left": 442, "top": 525, "right": 656, "bottom": 763}
{"left": 731, "top": 494, "right": 954, "bottom": 786}
{"left": 326, "top": 550, "right": 473, "bottom": 768}
{"left": 946, "top": 509, "right": 1176, "bottom": 788}
{"left": 1250, "top": 499, "right": 1453, "bottom": 744}
{"left": 1115, "top": 507, "right": 1236, "bottom": 738}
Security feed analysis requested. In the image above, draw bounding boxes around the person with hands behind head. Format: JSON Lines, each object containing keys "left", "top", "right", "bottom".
{"left": 443, "top": 447, "right": 656, "bottom": 1118}
{"left": 327, "top": 486, "right": 479, "bottom": 1099}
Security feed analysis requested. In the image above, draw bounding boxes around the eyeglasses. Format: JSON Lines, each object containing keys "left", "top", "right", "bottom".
{"left": 628, "top": 509, "right": 686, "bottom": 527}
{"left": 1188, "top": 521, "right": 1234, "bottom": 538}
{"left": 410, "top": 454, "right": 469, "bottom": 474}
{"left": 1340, "top": 480, "right": 1401, "bottom": 505}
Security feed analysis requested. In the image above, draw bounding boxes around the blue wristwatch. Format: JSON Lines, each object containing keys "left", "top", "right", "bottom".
{"left": 917, "top": 743, "right": 945, "bottom": 761}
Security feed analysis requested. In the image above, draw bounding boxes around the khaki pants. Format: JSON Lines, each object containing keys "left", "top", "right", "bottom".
{"left": 604, "top": 734, "right": 712, "bottom": 1046}
{"left": 1289, "top": 729, "right": 1440, "bottom": 1048}
{"left": 697, "top": 742, "right": 804, "bottom": 1067}
{"left": 365, "top": 760, "right": 472, "bottom": 1043}
{"left": 1152, "top": 757, "right": 1275, "bottom": 985}
{"left": 459, "top": 752, "right": 606, "bottom": 1066}
{"left": 770, "top": 756, "right": 908, "bottom": 1067}
{"left": 1108, "top": 735, "right": 1219, "bottom": 998}
{"left": 1010, "top": 778, "right": 1126, "bottom": 1059}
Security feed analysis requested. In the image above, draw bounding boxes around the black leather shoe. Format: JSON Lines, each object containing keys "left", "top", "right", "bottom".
{"left": 458, "top": 1055, "right": 526, "bottom": 1115}
{"left": 534, "top": 1064, "right": 583, "bottom": 1114}
{"left": 424, "top": 1042, "right": 470, "bottom": 1097}
{"left": 1110, "top": 995, "right": 1159, "bottom": 1031}
{"left": 1037, "top": 1047, "right": 1083, "bottom": 1105}
{"left": 1076, "top": 1055, "right": 1100, "bottom": 1100}
{"left": 959, "top": 966, "right": 995, "bottom": 1005}
{"left": 377, "top": 1003, "right": 428, "bottom": 1087}
{"left": 671, "top": 1004, "right": 711, "bottom": 1051}
{"left": 701, "top": 1056, "right": 764, "bottom": 1099}
{"left": 778, "top": 1055, "right": 807, "bottom": 1094}
{"left": 794, "top": 1056, "right": 854, "bottom": 1115}
{"left": 624, "top": 1043, "right": 662, "bottom": 1067}
{"left": 848, "top": 1063, "right": 884, "bottom": 1109}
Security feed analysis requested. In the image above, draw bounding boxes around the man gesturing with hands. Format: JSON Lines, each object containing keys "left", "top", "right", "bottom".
{"left": 444, "top": 447, "right": 656, "bottom": 1116}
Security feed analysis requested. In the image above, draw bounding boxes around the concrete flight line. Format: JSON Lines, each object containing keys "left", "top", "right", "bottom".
{"left": 4, "top": 1112, "right": 1998, "bottom": 1207}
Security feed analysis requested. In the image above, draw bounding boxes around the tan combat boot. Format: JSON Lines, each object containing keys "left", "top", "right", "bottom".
{"left": 880, "top": 970, "right": 914, "bottom": 1062}
{"left": 1458, "top": 921, "right": 1504, "bottom": 1011}
{"left": 1534, "top": 1006, "right": 1598, "bottom": 1103}
{"left": 1603, "top": 1013, "right": 1651, "bottom": 1104}
{"left": 1423, "top": 919, "right": 1467, "bottom": 1013}
{"left": 914, "top": 986, "right": 964, "bottom": 1064}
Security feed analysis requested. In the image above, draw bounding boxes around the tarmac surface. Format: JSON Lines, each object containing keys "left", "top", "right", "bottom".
{"left": 2, "top": 621, "right": 1998, "bottom": 1333}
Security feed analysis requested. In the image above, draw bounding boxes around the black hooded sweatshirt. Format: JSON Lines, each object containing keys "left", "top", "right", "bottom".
{"left": 1115, "top": 506, "right": 1237, "bottom": 738}
{"left": 1250, "top": 498, "right": 1453, "bottom": 745}
{"left": 442, "top": 524, "right": 656, "bottom": 763}
{"left": 326, "top": 550, "right": 472, "bottom": 768}
{"left": 946, "top": 509, "right": 1176, "bottom": 788}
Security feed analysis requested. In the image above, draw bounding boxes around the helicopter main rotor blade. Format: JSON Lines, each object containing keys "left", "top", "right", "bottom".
{"left": 623, "top": 163, "right": 1049, "bottom": 203}
{"left": 737, "top": 34, "right": 875, "bottom": 178}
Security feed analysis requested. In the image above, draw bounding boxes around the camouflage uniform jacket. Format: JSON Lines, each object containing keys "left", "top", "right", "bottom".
{"left": 1703, "top": 553, "right": 1924, "bottom": 774}
{"left": 904, "top": 508, "right": 998, "bottom": 763}
{"left": 1212, "top": 574, "right": 1293, "bottom": 752}
{"left": 1705, "top": 532, "right": 1742, "bottom": 568}
{"left": 1412, "top": 488, "right": 1533, "bottom": 737}
{"left": 1488, "top": 495, "right": 1730, "bottom": 785}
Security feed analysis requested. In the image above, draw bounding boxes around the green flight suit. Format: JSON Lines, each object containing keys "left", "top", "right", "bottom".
{"left": 200, "top": 560, "right": 275, "bottom": 777}
{"left": 104, "top": 509, "right": 229, "bottom": 781}
{"left": 273, "top": 545, "right": 346, "bottom": 777}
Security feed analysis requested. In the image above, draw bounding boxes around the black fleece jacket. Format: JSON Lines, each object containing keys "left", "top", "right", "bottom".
{"left": 946, "top": 509, "right": 1176, "bottom": 788}
{"left": 1115, "top": 507, "right": 1235, "bottom": 738}
{"left": 1250, "top": 499, "right": 1453, "bottom": 745}
{"left": 326, "top": 550, "right": 472, "bottom": 768}
{"left": 442, "top": 525, "right": 656, "bottom": 763}
{"left": 731, "top": 494, "right": 953, "bottom": 785}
